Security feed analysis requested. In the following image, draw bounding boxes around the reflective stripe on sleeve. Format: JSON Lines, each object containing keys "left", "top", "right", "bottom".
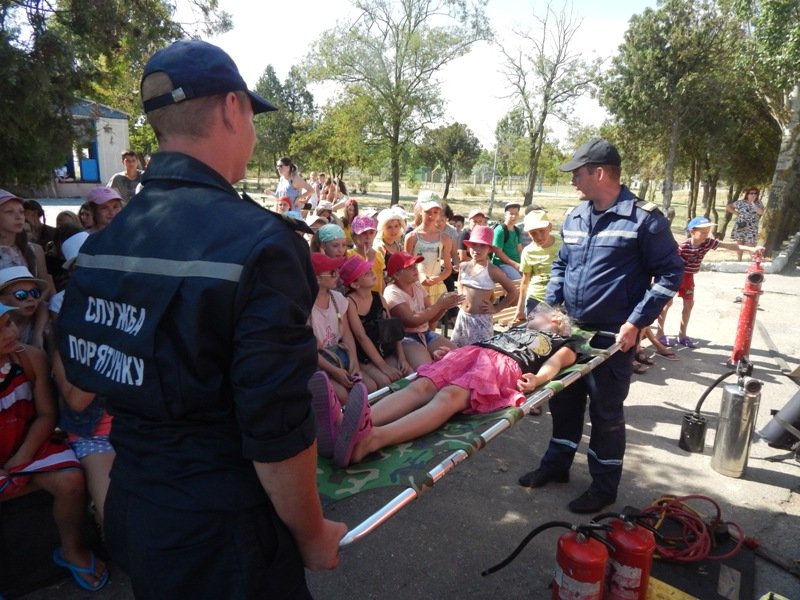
{"left": 75, "top": 253, "right": 243, "bottom": 282}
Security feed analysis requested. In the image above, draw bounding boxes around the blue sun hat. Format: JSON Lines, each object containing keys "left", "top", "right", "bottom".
{"left": 687, "top": 216, "right": 713, "bottom": 231}
{"left": 318, "top": 224, "right": 346, "bottom": 243}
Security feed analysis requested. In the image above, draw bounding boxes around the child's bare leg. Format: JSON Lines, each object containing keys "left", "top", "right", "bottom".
{"left": 403, "top": 341, "right": 434, "bottom": 370}
{"left": 656, "top": 299, "right": 672, "bottom": 338}
{"left": 644, "top": 328, "right": 670, "bottom": 355}
{"left": 358, "top": 371, "right": 378, "bottom": 393}
{"left": 352, "top": 385, "right": 470, "bottom": 462}
{"left": 360, "top": 362, "right": 392, "bottom": 389}
{"left": 33, "top": 470, "right": 106, "bottom": 584}
{"left": 679, "top": 295, "right": 694, "bottom": 338}
{"left": 428, "top": 334, "right": 456, "bottom": 354}
{"left": 332, "top": 380, "right": 349, "bottom": 405}
{"left": 80, "top": 452, "right": 114, "bottom": 527}
{"left": 371, "top": 377, "right": 438, "bottom": 425}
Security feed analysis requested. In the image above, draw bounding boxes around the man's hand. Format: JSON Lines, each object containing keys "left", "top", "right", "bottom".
{"left": 616, "top": 322, "right": 639, "bottom": 353}
{"left": 297, "top": 519, "right": 348, "bottom": 571}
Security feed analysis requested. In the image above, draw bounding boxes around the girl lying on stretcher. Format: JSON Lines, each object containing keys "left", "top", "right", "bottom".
{"left": 310, "top": 304, "right": 580, "bottom": 467}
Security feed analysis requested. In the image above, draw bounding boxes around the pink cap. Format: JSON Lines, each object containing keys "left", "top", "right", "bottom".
{"left": 463, "top": 225, "right": 495, "bottom": 249}
{"left": 0, "top": 189, "right": 24, "bottom": 207}
{"left": 351, "top": 215, "right": 377, "bottom": 236}
{"left": 88, "top": 187, "right": 123, "bottom": 205}
{"left": 340, "top": 255, "right": 374, "bottom": 287}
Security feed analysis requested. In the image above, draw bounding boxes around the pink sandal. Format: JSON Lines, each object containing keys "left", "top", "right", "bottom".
{"left": 334, "top": 382, "right": 372, "bottom": 467}
{"left": 308, "top": 371, "right": 343, "bottom": 458}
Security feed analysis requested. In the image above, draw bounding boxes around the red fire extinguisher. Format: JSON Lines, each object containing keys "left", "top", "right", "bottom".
{"left": 592, "top": 513, "right": 657, "bottom": 600}
{"left": 553, "top": 530, "right": 609, "bottom": 600}
{"left": 606, "top": 519, "right": 656, "bottom": 600}
{"left": 482, "top": 521, "right": 612, "bottom": 600}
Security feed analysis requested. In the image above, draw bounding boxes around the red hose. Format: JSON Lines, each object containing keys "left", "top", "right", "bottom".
{"left": 642, "top": 494, "right": 745, "bottom": 563}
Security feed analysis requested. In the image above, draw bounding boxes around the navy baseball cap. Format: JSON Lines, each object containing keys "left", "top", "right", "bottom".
{"left": 560, "top": 138, "right": 622, "bottom": 172}
{"left": 141, "top": 40, "right": 276, "bottom": 114}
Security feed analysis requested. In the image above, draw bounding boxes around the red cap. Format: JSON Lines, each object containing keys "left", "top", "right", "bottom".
{"left": 310, "top": 253, "right": 345, "bottom": 275}
{"left": 387, "top": 252, "right": 423, "bottom": 277}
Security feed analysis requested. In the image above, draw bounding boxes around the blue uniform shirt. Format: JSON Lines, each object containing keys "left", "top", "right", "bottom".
{"left": 545, "top": 185, "right": 684, "bottom": 330}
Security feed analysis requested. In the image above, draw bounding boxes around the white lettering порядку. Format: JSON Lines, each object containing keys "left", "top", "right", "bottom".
{"left": 67, "top": 335, "right": 145, "bottom": 386}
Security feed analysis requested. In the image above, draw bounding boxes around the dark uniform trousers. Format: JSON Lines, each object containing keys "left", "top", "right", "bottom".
{"left": 104, "top": 481, "right": 313, "bottom": 599}
{"left": 539, "top": 339, "right": 634, "bottom": 496}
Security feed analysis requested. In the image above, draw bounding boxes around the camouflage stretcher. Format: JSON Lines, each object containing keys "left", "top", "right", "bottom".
{"left": 316, "top": 330, "right": 620, "bottom": 546}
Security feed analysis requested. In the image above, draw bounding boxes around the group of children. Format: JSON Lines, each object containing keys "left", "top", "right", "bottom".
{"left": 1, "top": 187, "right": 114, "bottom": 592}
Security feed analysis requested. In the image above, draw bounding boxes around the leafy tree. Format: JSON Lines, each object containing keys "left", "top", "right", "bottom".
{"left": 417, "top": 123, "right": 481, "bottom": 199}
{"left": 290, "top": 93, "right": 375, "bottom": 180}
{"left": 0, "top": 0, "right": 230, "bottom": 186}
{"left": 601, "top": 0, "right": 731, "bottom": 213}
{"left": 731, "top": 0, "right": 800, "bottom": 254}
{"left": 305, "top": 0, "right": 491, "bottom": 205}
{"left": 252, "top": 65, "right": 315, "bottom": 179}
{"left": 500, "top": 1, "right": 598, "bottom": 206}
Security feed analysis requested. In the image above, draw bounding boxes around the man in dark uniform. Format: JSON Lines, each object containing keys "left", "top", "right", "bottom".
{"left": 58, "top": 40, "right": 345, "bottom": 597}
{"left": 517, "top": 139, "right": 684, "bottom": 513}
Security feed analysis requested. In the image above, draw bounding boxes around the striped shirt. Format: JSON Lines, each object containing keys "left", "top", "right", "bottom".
{"left": 678, "top": 238, "right": 720, "bottom": 274}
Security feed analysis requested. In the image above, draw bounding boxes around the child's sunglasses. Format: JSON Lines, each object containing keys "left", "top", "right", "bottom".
{"left": 11, "top": 288, "right": 42, "bottom": 301}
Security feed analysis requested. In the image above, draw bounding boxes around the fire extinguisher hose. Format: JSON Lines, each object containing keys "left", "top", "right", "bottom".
{"left": 481, "top": 521, "right": 610, "bottom": 576}
{"left": 642, "top": 494, "right": 745, "bottom": 563}
{"left": 692, "top": 370, "right": 736, "bottom": 415}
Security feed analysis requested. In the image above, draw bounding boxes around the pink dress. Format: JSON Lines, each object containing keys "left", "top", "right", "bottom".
{"left": 417, "top": 346, "right": 524, "bottom": 414}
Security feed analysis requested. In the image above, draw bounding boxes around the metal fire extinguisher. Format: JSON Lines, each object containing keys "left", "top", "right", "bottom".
{"left": 482, "top": 521, "right": 612, "bottom": 600}
{"left": 592, "top": 513, "right": 657, "bottom": 600}
{"left": 711, "top": 377, "right": 763, "bottom": 477}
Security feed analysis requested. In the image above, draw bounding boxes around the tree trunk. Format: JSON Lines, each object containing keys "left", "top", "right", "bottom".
{"left": 661, "top": 118, "right": 680, "bottom": 213}
{"left": 706, "top": 170, "right": 719, "bottom": 226}
{"left": 688, "top": 157, "right": 698, "bottom": 219}
{"left": 523, "top": 121, "right": 546, "bottom": 207}
{"left": 763, "top": 86, "right": 800, "bottom": 255}
{"left": 390, "top": 131, "right": 401, "bottom": 206}
{"left": 719, "top": 183, "right": 736, "bottom": 240}
{"left": 443, "top": 167, "right": 453, "bottom": 200}
{"left": 639, "top": 179, "right": 650, "bottom": 202}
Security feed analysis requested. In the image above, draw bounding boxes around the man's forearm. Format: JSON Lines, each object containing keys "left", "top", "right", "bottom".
{"left": 255, "top": 444, "right": 325, "bottom": 544}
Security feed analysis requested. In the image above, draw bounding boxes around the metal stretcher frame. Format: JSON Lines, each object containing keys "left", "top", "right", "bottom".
{"left": 336, "top": 334, "right": 621, "bottom": 547}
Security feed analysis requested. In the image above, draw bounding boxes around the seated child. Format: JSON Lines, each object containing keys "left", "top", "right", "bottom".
{"left": 452, "top": 225, "right": 518, "bottom": 346}
{"left": 0, "top": 304, "right": 108, "bottom": 591}
{"left": 656, "top": 216, "right": 763, "bottom": 348}
{"left": 49, "top": 229, "right": 114, "bottom": 529}
{"left": 0, "top": 266, "right": 48, "bottom": 348}
{"left": 314, "top": 304, "right": 580, "bottom": 467}
{"left": 310, "top": 253, "right": 374, "bottom": 406}
{"left": 348, "top": 215, "right": 386, "bottom": 293}
{"left": 383, "top": 252, "right": 462, "bottom": 369}
{"left": 340, "top": 255, "right": 412, "bottom": 388}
